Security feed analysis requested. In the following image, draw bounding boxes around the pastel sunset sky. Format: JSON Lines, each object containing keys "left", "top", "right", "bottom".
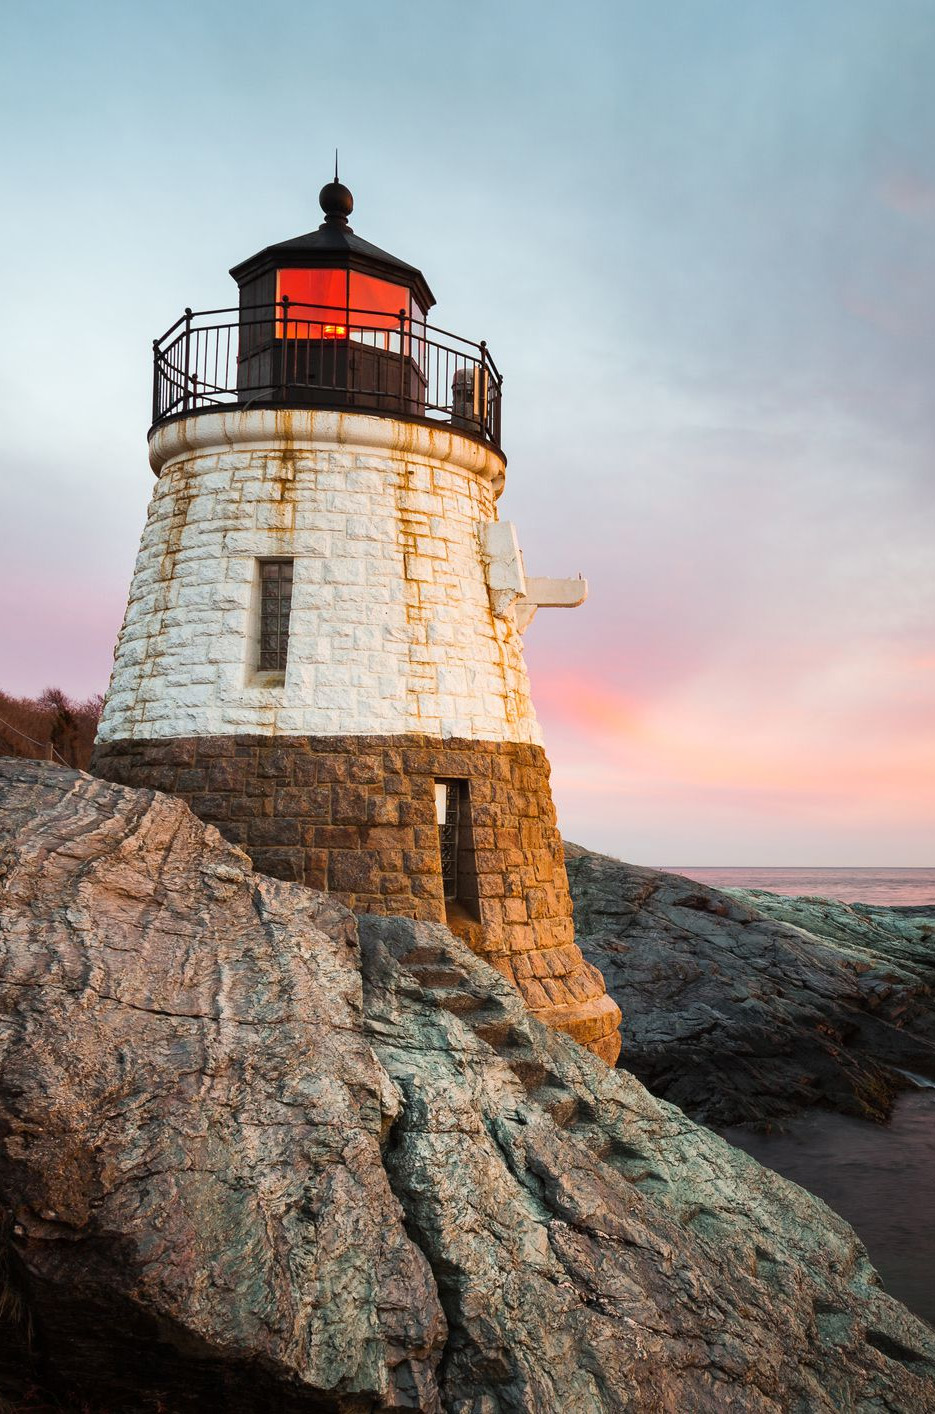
{"left": 1, "top": 0, "right": 932, "bottom": 864}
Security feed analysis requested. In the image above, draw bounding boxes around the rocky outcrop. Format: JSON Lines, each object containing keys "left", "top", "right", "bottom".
{"left": 565, "top": 843, "right": 935, "bottom": 1126}
{"left": 0, "top": 760, "right": 444, "bottom": 1412}
{"left": 1, "top": 761, "right": 934, "bottom": 1412}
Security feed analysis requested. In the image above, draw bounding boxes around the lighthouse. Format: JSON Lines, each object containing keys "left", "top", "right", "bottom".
{"left": 92, "top": 176, "right": 622, "bottom": 1064}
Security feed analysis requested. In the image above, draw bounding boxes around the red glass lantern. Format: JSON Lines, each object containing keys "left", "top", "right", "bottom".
{"left": 230, "top": 177, "right": 435, "bottom": 414}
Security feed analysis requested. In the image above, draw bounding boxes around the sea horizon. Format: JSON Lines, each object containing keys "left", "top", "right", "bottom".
{"left": 659, "top": 866, "right": 935, "bottom": 907}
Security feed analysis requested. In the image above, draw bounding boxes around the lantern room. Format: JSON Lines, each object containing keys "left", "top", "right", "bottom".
{"left": 230, "top": 176, "right": 436, "bottom": 418}
{"left": 150, "top": 175, "right": 502, "bottom": 447}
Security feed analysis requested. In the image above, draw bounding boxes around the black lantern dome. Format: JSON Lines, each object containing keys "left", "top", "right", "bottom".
{"left": 228, "top": 177, "right": 438, "bottom": 419}
{"left": 229, "top": 178, "right": 435, "bottom": 319}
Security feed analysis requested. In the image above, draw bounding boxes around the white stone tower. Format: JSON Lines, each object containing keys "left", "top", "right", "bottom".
{"left": 93, "top": 176, "right": 621, "bottom": 1063}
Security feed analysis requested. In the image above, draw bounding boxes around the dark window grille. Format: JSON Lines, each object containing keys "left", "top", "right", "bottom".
{"left": 258, "top": 559, "right": 293, "bottom": 671}
{"left": 436, "top": 780, "right": 460, "bottom": 901}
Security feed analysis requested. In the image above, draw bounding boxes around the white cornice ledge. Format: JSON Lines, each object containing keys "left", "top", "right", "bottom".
{"left": 149, "top": 408, "right": 507, "bottom": 487}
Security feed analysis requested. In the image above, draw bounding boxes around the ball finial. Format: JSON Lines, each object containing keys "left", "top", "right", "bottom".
{"left": 319, "top": 172, "right": 354, "bottom": 226}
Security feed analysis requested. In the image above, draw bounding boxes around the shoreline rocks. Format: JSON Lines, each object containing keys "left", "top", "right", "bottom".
{"left": 1, "top": 761, "right": 934, "bottom": 1411}
{"left": 565, "top": 843, "right": 935, "bottom": 1127}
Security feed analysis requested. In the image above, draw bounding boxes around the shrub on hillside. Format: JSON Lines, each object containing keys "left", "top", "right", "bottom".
{"left": 0, "top": 688, "right": 103, "bottom": 771}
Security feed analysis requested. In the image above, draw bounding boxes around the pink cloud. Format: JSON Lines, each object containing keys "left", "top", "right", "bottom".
{"left": 880, "top": 171, "right": 935, "bottom": 217}
{"left": 529, "top": 659, "right": 935, "bottom": 860}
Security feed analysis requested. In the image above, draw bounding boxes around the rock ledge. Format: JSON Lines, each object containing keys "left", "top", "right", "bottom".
{"left": 0, "top": 762, "right": 932, "bottom": 1412}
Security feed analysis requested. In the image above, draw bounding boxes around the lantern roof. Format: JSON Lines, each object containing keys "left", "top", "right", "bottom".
{"left": 229, "top": 176, "right": 436, "bottom": 312}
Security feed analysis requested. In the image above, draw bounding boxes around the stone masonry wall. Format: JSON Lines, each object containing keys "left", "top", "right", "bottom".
{"left": 97, "top": 410, "right": 542, "bottom": 747}
{"left": 92, "top": 732, "right": 622, "bottom": 1063}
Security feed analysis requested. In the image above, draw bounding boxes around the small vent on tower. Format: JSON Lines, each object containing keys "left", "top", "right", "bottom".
{"left": 258, "top": 559, "right": 294, "bottom": 673}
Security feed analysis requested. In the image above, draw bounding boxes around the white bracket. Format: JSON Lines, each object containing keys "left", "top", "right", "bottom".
{"left": 480, "top": 520, "right": 588, "bottom": 630}
{"left": 514, "top": 575, "right": 588, "bottom": 632}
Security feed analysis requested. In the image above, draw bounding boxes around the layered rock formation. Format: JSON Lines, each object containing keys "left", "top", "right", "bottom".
{"left": 1, "top": 761, "right": 934, "bottom": 1412}
{"left": 565, "top": 843, "right": 935, "bottom": 1126}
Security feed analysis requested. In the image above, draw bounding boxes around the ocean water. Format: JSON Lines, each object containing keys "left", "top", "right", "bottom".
{"left": 662, "top": 867, "right": 935, "bottom": 908}
{"left": 722, "top": 1089, "right": 935, "bottom": 1327}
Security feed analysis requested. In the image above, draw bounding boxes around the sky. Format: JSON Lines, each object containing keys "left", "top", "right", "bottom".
{"left": 0, "top": 0, "right": 933, "bottom": 865}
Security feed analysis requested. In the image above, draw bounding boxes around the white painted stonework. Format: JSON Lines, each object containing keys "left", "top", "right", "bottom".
{"left": 478, "top": 520, "right": 527, "bottom": 618}
{"left": 97, "top": 409, "right": 546, "bottom": 746}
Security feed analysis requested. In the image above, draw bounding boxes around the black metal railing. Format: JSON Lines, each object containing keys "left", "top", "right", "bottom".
{"left": 151, "top": 302, "right": 503, "bottom": 447}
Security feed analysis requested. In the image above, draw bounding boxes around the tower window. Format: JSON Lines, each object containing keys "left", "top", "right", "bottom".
{"left": 435, "top": 780, "right": 460, "bottom": 900}
{"left": 258, "top": 559, "right": 293, "bottom": 671}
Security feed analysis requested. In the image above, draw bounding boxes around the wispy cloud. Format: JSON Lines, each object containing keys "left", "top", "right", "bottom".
{"left": 3, "top": 0, "right": 935, "bottom": 862}
{"left": 530, "top": 653, "right": 935, "bottom": 863}
{"left": 880, "top": 171, "right": 935, "bottom": 218}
